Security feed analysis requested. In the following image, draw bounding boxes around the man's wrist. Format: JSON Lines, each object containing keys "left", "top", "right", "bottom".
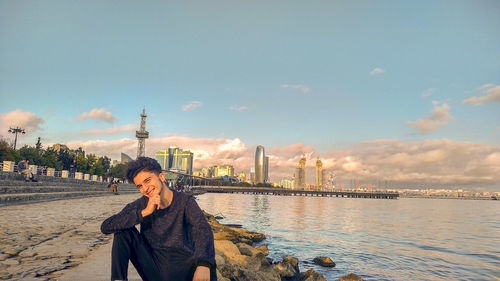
{"left": 141, "top": 209, "right": 152, "bottom": 217}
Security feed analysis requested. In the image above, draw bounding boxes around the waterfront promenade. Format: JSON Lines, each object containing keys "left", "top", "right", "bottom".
{"left": 192, "top": 185, "right": 399, "bottom": 199}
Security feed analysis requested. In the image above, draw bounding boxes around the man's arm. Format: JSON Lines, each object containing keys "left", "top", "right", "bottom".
{"left": 184, "top": 197, "right": 216, "bottom": 274}
{"left": 100, "top": 199, "right": 145, "bottom": 234}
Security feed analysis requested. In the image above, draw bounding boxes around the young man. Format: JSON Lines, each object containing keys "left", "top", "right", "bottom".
{"left": 18, "top": 159, "right": 33, "bottom": 181}
{"left": 101, "top": 157, "right": 216, "bottom": 281}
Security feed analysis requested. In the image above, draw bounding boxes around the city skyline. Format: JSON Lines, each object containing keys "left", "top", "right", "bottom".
{"left": 0, "top": 1, "right": 499, "bottom": 190}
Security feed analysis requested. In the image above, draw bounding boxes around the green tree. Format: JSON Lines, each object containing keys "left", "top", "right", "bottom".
{"left": 0, "top": 138, "right": 20, "bottom": 162}
{"left": 42, "top": 149, "right": 61, "bottom": 170}
{"left": 57, "top": 149, "right": 74, "bottom": 171}
{"left": 75, "top": 154, "right": 88, "bottom": 173}
{"left": 109, "top": 163, "right": 127, "bottom": 181}
{"left": 19, "top": 145, "right": 43, "bottom": 165}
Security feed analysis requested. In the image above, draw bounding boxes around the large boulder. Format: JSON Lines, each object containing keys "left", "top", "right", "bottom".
{"left": 300, "top": 269, "right": 327, "bottom": 281}
{"left": 313, "top": 256, "right": 336, "bottom": 267}
{"left": 274, "top": 256, "right": 300, "bottom": 279}
{"left": 337, "top": 273, "right": 364, "bottom": 281}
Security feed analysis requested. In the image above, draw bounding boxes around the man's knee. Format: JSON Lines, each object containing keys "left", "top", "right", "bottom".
{"left": 113, "top": 228, "right": 140, "bottom": 244}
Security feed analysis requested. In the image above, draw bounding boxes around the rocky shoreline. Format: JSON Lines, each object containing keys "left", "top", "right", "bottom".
{"left": 205, "top": 211, "right": 363, "bottom": 281}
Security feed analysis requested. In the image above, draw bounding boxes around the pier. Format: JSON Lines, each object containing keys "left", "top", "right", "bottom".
{"left": 192, "top": 185, "right": 399, "bottom": 199}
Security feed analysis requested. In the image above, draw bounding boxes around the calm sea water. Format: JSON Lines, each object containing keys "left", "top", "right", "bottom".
{"left": 196, "top": 193, "right": 500, "bottom": 281}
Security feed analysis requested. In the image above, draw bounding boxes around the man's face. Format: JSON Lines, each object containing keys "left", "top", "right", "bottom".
{"left": 133, "top": 171, "right": 166, "bottom": 198}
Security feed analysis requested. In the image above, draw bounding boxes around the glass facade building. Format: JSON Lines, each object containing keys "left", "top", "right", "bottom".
{"left": 155, "top": 146, "right": 194, "bottom": 175}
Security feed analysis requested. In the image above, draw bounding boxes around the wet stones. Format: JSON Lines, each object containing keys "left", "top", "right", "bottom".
{"left": 313, "top": 256, "right": 336, "bottom": 267}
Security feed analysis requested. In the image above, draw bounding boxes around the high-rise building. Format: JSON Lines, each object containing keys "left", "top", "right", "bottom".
{"left": 250, "top": 167, "right": 255, "bottom": 183}
{"left": 294, "top": 154, "right": 306, "bottom": 189}
{"left": 212, "top": 165, "right": 234, "bottom": 177}
{"left": 155, "top": 147, "right": 194, "bottom": 175}
{"left": 264, "top": 156, "right": 269, "bottom": 183}
{"left": 255, "top": 145, "right": 265, "bottom": 184}
{"left": 316, "top": 158, "right": 323, "bottom": 188}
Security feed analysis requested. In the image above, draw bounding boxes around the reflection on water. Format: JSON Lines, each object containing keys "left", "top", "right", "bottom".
{"left": 196, "top": 194, "right": 500, "bottom": 281}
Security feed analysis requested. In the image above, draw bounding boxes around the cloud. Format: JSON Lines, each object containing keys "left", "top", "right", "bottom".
{"left": 83, "top": 124, "right": 137, "bottom": 136}
{"left": 79, "top": 108, "right": 117, "bottom": 123}
{"left": 422, "top": 88, "right": 435, "bottom": 98}
{"left": 229, "top": 105, "right": 248, "bottom": 112}
{"left": 57, "top": 136, "right": 500, "bottom": 190}
{"left": 463, "top": 84, "right": 500, "bottom": 106}
{"left": 369, "top": 67, "right": 385, "bottom": 76}
{"left": 280, "top": 84, "right": 311, "bottom": 94}
{"left": 182, "top": 101, "right": 203, "bottom": 112}
{"left": 408, "top": 103, "right": 453, "bottom": 133}
{"left": 0, "top": 109, "right": 45, "bottom": 135}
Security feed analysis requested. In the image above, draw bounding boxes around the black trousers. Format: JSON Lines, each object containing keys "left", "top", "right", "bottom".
{"left": 111, "top": 228, "right": 205, "bottom": 281}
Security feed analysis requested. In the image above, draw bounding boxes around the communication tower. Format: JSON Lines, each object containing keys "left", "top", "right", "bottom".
{"left": 136, "top": 108, "right": 149, "bottom": 158}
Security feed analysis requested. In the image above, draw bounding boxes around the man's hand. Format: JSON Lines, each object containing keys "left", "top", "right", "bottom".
{"left": 192, "top": 266, "right": 210, "bottom": 281}
{"left": 141, "top": 193, "right": 160, "bottom": 217}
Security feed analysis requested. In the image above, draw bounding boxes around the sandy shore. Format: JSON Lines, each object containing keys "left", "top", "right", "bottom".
{"left": 0, "top": 194, "right": 143, "bottom": 280}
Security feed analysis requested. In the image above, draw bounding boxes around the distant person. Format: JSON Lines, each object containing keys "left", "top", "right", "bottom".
{"left": 101, "top": 157, "right": 216, "bottom": 281}
{"left": 18, "top": 159, "right": 33, "bottom": 182}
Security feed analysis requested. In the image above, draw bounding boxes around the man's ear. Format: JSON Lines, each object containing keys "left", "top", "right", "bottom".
{"left": 159, "top": 172, "right": 166, "bottom": 183}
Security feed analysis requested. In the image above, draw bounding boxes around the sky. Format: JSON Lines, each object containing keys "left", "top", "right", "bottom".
{"left": 1, "top": 0, "right": 499, "bottom": 190}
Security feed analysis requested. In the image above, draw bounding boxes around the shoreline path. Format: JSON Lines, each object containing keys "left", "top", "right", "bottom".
{"left": 0, "top": 194, "right": 144, "bottom": 281}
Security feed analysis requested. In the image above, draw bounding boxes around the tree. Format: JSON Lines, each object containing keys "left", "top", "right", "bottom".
{"left": 0, "top": 138, "right": 20, "bottom": 162}
{"left": 19, "top": 145, "right": 43, "bottom": 165}
{"left": 35, "top": 137, "right": 42, "bottom": 150}
{"left": 109, "top": 163, "right": 127, "bottom": 181}
{"left": 42, "top": 149, "right": 61, "bottom": 170}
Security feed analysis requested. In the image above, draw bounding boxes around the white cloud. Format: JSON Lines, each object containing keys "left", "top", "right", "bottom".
{"left": 58, "top": 136, "right": 500, "bottom": 190}
{"left": 422, "top": 88, "right": 435, "bottom": 98}
{"left": 369, "top": 67, "right": 385, "bottom": 76}
{"left": 229, "top": 105, "right": 248, "bottom": 112}
{"left": 79, "top": 108, "right": 117, "bottom": 123}
{"left": 280, "top": 84, "right": 311, "bottom": 94}
{"left": 0, "top": 109, "right": 45, "bottom": 135}
{"left": 463, "top": 84, "right": 500, "bottom": 106}
{"left": 408, "top": 103, "right": 453, "bottom": 133}
{"left": 83, "top": 124, "right": 137, "bottom": 136}
{"left": 182, "top": 101, "right": 203, "bottom": 112}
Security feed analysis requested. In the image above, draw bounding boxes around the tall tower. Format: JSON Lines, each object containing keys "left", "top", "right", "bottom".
{"left": 255, "top": 145, "right": 265, "bottom": 184}
{"left": 136, "top": 108, "right": 149, "bottom": 158}
{"left": 294, "top": 153, "right": 306, "bottom": 189}
{"left": 316, "top": 157, "right": 323, "bottom": 189}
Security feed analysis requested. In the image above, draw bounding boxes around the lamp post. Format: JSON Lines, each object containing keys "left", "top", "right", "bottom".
{"left": 8, "top": 127, "right": 25, "bottom": 150}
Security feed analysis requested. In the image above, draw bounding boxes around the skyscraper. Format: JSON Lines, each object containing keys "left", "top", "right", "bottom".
{"left": 255, "top": 145, "right": 265, "bottom": 184}
{"left": 264, "top": 156, "right": 269, "bottom": 183}
{"left": 294, "top": 154, "right": 306, "bottom": 189}
{"left": 155, "top": 147, "right": 194, "bottom": 175}
{"left": 316, "top": 158, "right": 323, "bottom": 188}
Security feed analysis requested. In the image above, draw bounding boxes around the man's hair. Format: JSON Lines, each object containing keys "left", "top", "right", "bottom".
{"left": 126, "top": 157, "right": 162, "bottom": 183}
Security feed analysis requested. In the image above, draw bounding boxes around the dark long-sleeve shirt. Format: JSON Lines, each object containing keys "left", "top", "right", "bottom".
{"left": 101, "top": 190, "right": 216, "bottom": 268}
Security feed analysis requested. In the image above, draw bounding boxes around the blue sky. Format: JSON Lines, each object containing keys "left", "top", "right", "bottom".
{"left": 1, "top": 1, "right": 499, "bottom": 189}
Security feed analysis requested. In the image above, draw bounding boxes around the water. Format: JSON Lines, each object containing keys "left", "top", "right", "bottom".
{"left": 196, "top": 193, "right": 500, "bottom": 281}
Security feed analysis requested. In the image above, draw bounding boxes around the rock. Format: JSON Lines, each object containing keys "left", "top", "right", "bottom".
{"left": 300, "top": 269, "right": 327, "bottom": 281}
{"left": 256, "top": 245, "right": 269, "bottom": 256}
{"left": 214, "top": 240, "right": 246, "bottom": 265}
{"left": 313, "top": 256, "right": 336, "bottom": 267}
{"left": 274, "top": 256, "right": 300, "bottom": 279}
{"left": 337, "top": 273, "right": 364, "bottom": 281}
{"left": 3, "top": 250, "right": 19, "bottom": 256}
{"left": 216, "top": 268, "right": 231, "bottom": 281}
{"left": 237, "top": 243, "right": 260, "bottom": 256}
{"left": 0, "top": 254, "right": 9, "bottom": 261}
{"left": 1, "top": 259, "right": 20, "bottom": 266}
